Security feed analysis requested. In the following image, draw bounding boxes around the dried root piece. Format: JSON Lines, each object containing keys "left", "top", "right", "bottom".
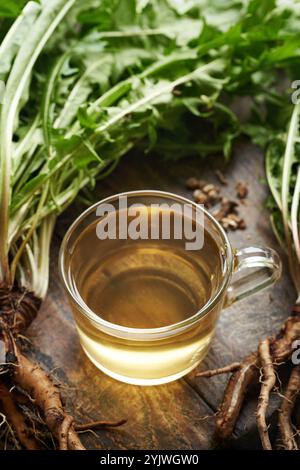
{"left": 193, "top": 184, "right": 220, "bottom": 208}
{"left": 0, "top": 381, "right": 41, "bottom": 450}
{"left": 13, "top": 351, "right": 85, "bottom": 450}
{"left": 196, "top": 362, "right": 241, "bottom": 378}
{"left": 75, "top": 419, "right": 127, "bottom": 432}
{"left": 212, "top": 198, "right": 246, "bottom": 231}
{"left": 185, "top": 177, "right": 247, "bottom": 231}
{"left": 278, "top": 365, "right": 300, "bottom": 450}
{"left": 59, "top": 416, "right": 74, "bottom": 451}
{"left": 216, "top": 352, "right": 258, "bottom": 439}
{"left": 212, "top": 198, "right": 238, "bottom": 222}
{"left": 215, "top": 170, "right": 228, "bottom": 186}
{"left": 256, "top": 338, "right": 276, "bottom": 450}
{"left": 220, "top": 214, "right": 246, "bottom": 231}
{"left": 235, "top": 181, "right": 248, "bottom": 199}
{"left": 185, "top": 177, "right": 203, "bottom": 190}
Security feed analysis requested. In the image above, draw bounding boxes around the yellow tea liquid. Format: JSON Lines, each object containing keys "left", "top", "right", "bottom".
{"left": 68, "top": 207, "right": 224, "bottom": 384}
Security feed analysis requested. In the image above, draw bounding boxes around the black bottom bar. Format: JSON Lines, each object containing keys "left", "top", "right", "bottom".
{"left": 0, "top": 449, "right": 297, "bottom": 467}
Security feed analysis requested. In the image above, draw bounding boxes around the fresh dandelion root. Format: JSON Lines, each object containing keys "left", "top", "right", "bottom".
{"left": 256, "top": 338, "right": 276, "bottom": 450}
{"left": 278, "top": 365, "right": 300, "bottom": 450}
{"left": 59, "top": 416, "right": 75, "bottom": 451}
{"left": 14, "top": 352, "right": 85, "bottom": 450}
{"left": 197, "top": 311, "right": 300, "bottom": 448}
{"left": 75, "top": 419, "right": 127, "bottom": 432}
{"left": 0, "top": 380, "right": 41, "bottom": 450}
{"left": 216, "top": 352, "right": 259, "bottom": 440}
{"left": 196, "top": 363, "right": 241, "bottom": 378}
{"left": 0, "top": 283, "right": 124, "bottom": 449}
{"left": 0, "top": 284, "right": 41, "bottom": 336}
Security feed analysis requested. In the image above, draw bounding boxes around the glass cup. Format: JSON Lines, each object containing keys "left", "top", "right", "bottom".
{"left": 59, "top": 190, "right": 281, "bottom": 386}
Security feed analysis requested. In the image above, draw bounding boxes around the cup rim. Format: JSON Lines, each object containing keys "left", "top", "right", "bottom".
{"left": 59, "top": 190, "right": 233, "bottom": 339}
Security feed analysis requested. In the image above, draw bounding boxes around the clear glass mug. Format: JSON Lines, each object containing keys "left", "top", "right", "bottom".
{"left": 59, "top": 190, "right": 281, "bottom": 386}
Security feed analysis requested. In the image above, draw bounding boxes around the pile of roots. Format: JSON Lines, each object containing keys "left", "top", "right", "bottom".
{"left": 197, "top": 306, "right": 300, "bottom": 450}
{"left": 0, "top": 284, "right": 124, "bottom": 450}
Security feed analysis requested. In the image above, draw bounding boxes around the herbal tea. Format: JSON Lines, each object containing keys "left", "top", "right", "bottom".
{"left": 61, "top": 192, "right": 281, "bottom": 385}
{"left": 71, "top": 206, "right": 222, "bottom": 329}
{"left": 67, "top": 205, "right": 224, "bottom": 384}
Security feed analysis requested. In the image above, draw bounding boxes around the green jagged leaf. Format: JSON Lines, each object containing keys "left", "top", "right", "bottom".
{"left": 77, "top": 107, "right": 100, "bottom": 130}
{"left": 11, "top": 173, "right": 47, "bottom": 212}
{"left": 74, "top": 140, "right": 103, "bottom": 169}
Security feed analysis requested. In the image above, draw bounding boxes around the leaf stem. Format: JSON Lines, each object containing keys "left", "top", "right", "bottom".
{"left": 281, "top": 102, "right": 300, "bottom": 293}
{"left": 95, "top": 59, "right": 224, "bottom": 134}
{"left": 291, "top": 165, "right": 300, "bottom": 267}
{"left": 10, "top": 182, "right": 49, "bottom": 284}
{"left": 0, "top": 0, "right": 76, "bottom": 283}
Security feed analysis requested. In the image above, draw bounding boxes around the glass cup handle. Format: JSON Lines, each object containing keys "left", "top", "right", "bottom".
{"left": 225, "top": 246, "right": 282, "bottom": 307}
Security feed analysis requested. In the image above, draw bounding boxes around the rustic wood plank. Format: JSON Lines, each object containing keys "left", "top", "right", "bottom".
{"left": 25, "top": 140, "right": 295, "bottom": 449}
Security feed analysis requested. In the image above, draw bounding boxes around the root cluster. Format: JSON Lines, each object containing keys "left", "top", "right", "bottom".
{"left": 197, "top": 309, "right": 300, "bottom": 450}
{"left": 0, "top": 283, "right": 124, "bottom": 450}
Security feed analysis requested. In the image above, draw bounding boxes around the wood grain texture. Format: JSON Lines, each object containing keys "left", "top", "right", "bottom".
{"left": 21, "top": 141, "right": 296, "bottom": 449}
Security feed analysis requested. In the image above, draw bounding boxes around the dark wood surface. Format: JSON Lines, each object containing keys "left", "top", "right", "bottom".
{"left": 27, "top": 141, "right": 296, "bottom": 450}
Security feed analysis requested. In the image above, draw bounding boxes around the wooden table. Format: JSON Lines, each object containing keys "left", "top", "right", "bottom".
{"left": 27, "top": 141, "right": 295, "bottom": 450}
